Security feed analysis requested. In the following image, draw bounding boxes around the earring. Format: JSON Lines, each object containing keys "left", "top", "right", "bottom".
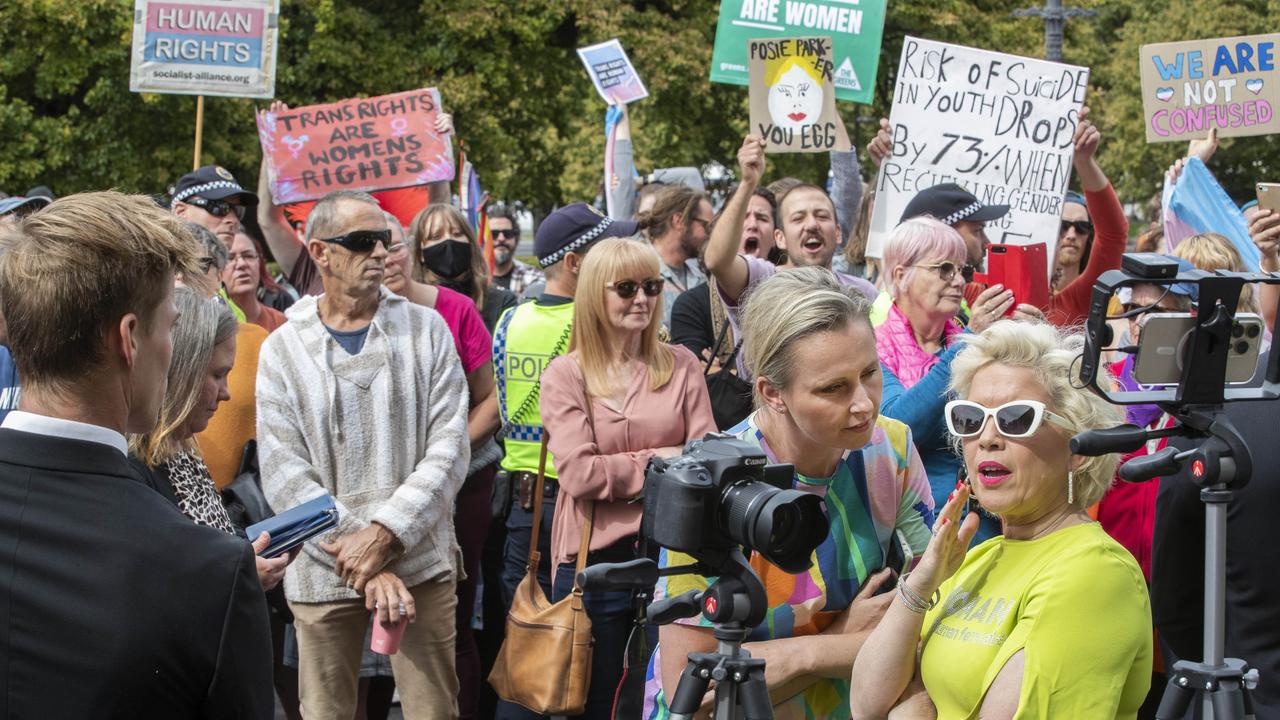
{"left": 1067, "top": 470, "right": 1075, "bottom": 505}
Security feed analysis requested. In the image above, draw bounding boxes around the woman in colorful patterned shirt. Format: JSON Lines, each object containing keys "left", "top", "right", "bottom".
{"left": 644, "top": 267, "right": 935, "bottom": 720}
{"left": 850, "top": 321, "right": 1151, "bottom": 719}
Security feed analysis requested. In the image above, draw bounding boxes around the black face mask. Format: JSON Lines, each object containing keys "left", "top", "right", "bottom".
{"left": 421, "top": 239, "right": 473, "bottom": 281}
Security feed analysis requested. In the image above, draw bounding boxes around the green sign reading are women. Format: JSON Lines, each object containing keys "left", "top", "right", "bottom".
{"left": 710, "top": 0, "right": 886, "bottom": 104}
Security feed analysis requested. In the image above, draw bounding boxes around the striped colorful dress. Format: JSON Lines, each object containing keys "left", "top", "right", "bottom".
{"left": 643, "top": 413, "right": 935, "bottom": 720}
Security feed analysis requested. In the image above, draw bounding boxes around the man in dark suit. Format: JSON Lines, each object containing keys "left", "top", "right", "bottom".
{"left": 0, "top": 191, "right": 273, "bottom": 719}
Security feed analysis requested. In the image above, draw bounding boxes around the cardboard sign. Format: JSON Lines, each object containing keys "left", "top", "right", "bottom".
{"left": 577, "top": 39, "right": 649, "bottom": 105}
{"left": 129, "top": 0, "right": 279, "bottom": 98}
{"left": 748, "top": 37, "right": 851, "bottom": 153}
{"left": 867, "top": 37, "right": 1087, "bottom": 265}
{"left": 1140, "top": 35, "right": 1280, "bottom": 143}
{"left": 257, "top": 88, "right": 455, "bottom": 205}
{"left": 711, "top": 0, "right": 887, "bottom": 104}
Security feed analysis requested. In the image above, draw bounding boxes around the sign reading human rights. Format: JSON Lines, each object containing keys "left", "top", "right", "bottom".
{"left": 748, "top": 37, "right": 851, "bottom": 153}
{"left": 867, "top": 37, "right": 1087, "bottom": 261}
{"left": 129, "top": 0, "right": 279, "bottom": 99}
{"left": 711, "top": 0, "right": 887, "bottom": 104}
{"left": 1141, "top": 34, "right": 1280, "bottom": 142}
{"left": 257, "top": 88, "right": 455, "bottom": 204}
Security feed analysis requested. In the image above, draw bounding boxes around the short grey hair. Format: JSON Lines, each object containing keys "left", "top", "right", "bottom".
{"left": 948, "top": 320, "right": 1124, "bottom": 509}
{"left": 128, "top": 287, "right": 238, "bottom": 465}
{"left": 740, "top": 267, "right": 872, "bottom": 407}
{"left": 184, "top": 222, "right": 227, "bottom": 270}
{"left": 305, "top": 190, "right": 381, "bottom": 242}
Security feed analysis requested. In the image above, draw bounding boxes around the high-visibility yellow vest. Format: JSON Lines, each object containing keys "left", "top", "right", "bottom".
{"left": 493, "top": 299, "right": 574, "bottom": 477}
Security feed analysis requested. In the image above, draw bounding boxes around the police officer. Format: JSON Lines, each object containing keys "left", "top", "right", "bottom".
{"left": 492, "top": 204, "right": 639, "bottom": 720}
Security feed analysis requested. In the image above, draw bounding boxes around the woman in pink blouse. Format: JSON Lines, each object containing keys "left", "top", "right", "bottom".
{"left": 541, "top": 236, "right": 716, "bottom": 719}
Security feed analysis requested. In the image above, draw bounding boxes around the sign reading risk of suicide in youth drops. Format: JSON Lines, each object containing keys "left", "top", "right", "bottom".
{"left": 1141, "top": 34, "right": 1280, "bottom": 142}
{"left": 711, "top": 0, "right": 887, "bottom": 104}
{"left": 866, "top": 37, "right": 1087, "bottom": 262}
{"left": 130, "top": 0, "right": 279, "bottom": 99}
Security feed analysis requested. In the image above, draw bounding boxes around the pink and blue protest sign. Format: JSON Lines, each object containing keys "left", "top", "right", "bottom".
{"left": 129, "top": 0, "right": 279, "bottom": 99}
{"left": 1141, "top": 34, "right": 1280, "bottom": 142}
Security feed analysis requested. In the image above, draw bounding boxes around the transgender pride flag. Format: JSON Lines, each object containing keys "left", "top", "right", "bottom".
{"left": 1162, "top": 157, "right": 1262, "bottom": 271}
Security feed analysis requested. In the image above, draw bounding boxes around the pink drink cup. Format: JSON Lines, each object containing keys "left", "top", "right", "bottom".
{"left": 370, "top": 613, "right": 407, "bottom": 655}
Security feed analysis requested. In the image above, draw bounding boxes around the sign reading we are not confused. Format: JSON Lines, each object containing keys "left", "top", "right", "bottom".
{"left": 1141, "top": 34, "right": 1280, "bottom": 142}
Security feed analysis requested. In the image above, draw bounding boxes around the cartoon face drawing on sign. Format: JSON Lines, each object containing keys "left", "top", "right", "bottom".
{"left": 766, "top": 57, "right": 824, "bottom": 131}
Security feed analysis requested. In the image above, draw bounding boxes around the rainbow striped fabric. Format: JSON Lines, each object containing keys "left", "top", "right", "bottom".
{"left": 643, "top": 413, "right": 935, "bottom": 720}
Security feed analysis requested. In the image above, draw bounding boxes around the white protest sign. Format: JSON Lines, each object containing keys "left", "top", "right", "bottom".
{"left": 866, "top": 37, "right": 1087, "bottom": 265}
{"left": 129, "top": 0, "right": 280, "bottom": 99}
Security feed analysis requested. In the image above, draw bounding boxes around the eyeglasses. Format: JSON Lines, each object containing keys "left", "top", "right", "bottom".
{"left": 606, "top": 278, "right": 664, "bottom": 300}
{"left": 490, "top": 228, "right": 517, "bottom": 240}
{"left": 319, "top": 229, "right": 393, "bottom": 253}
{"left": 228, "top": 251, "right": 260, "bottom": 264}
{"left": 913, "top": 261, "right": 974, "bottom": 284}
{"left": 945, "top": 400, "right": 1074, "bottom": 439}
{"left": 1060, "top": 220, "right": 1094, "bottom": 236}
{"left": 186, "top": 196, "right": 246, "bottom": 220}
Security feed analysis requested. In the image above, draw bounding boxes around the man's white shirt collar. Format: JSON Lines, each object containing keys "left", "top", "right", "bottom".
{"left": 2, "top": 411, "right": 129, "bottom": 456}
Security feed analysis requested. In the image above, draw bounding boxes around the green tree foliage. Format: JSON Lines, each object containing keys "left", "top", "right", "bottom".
{"left": 2, "top": 0, "right": 1277, "bottom": 213}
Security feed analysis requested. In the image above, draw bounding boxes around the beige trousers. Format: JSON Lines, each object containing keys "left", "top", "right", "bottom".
{"left": 291, "top": 578, "right": 459, "bottom": 720}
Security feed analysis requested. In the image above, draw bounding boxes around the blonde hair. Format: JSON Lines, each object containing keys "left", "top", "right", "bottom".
{"left": 741, "top": 267, "right": 872, "bottom": 407}
{"left": 571, "top": 237, "right": 673, "bottom": 397}
{"left": 948, "top": 321, "right": 1123, "bottom": 509}
{"left": 129, "top": 288, "right": 238, "bottom": 466}
{"left": 410, "top": 204, "right": 489, "bottom": 310}
{"left": 1172, "top": 233, "right": 1257, "bottom": 313}
{"left": 765, "top": 52, "right": 823, "bottom": 87}
{"left": 0, "top": 191, "right": 201, "bottom": 390}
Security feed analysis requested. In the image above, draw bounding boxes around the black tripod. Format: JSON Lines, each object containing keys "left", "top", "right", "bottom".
{"left": 578, "top": 549, "right": 774, "bottom": 720}
{"left": 1075, "top": 409, "right": 1259, "bottom": 719}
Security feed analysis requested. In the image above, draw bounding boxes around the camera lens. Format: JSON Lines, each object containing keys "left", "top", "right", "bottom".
{"left": 719, "top": 482, "right": 829, "bottom": 574}
{"left": 1247, "top": 324, "right": 1261, "bottom": 339}
{"left": 1233, "top": 324, "right": 1244, "bottom": 339}
{"left": 1235, "top": 341, "right": 1250, "bottom": 355}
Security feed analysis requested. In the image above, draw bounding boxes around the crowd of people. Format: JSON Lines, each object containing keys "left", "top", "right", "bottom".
{"left": 1, "top": 71, "right": 1279, "bottom": 720}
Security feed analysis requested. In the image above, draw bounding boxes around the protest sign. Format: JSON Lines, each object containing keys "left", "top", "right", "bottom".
{"left": 257, "top": 88, "right": 455, "bottom": 205}
{"left": 748, "top": 37, "right": 850, "bottom": 153}
{"left": 710, "top": 0, "right": 886, "bottom": 104}
{"left": 866, "top": 37, "right": 1088, "bottom": 265}
{"left": 578, "top": 39, "right": 649, "bottom": 105}
{"left": 1140, "top": 34, "right": 1280, "bottom": 143}
{"left": 129, "top": 0, "right": 279, "bottom": 98}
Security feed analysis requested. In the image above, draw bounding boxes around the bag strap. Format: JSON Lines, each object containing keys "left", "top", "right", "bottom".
{"left": 572, "top": 374, "right": 597, "bottom": 590}
{"left": 525, "top": 436, "right": 551, "bottom": 573}
{"left": 705, "top": 318, "right": 732, "bottom": 377}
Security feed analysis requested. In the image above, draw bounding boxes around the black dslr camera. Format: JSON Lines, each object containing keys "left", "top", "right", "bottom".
{"left": 641, "top": 434, "right": 828, "bottom": 575}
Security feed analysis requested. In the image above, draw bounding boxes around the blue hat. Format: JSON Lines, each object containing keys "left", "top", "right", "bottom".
{"left": 533, "top": 203, "right": 639, "bottom": 268}
{"left": 900, "top": 183, "right": 1009, "bottom": 225}
{"left": 0, "top": 195, "right": 51, "bottom": 217}
{"left": 1120, "top": 256, "right": 1200, "bottom": 304}
{"left": 169, "top": 165, "right": 258, "bottom": 207}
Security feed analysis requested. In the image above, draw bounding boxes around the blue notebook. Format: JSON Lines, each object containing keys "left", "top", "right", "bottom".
{"left": 246, "top": 495, "right": 339, "bottom": 559}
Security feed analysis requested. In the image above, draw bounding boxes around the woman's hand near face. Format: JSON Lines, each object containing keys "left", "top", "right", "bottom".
{"left": 908, "top": 487, "right": 979, "bottom": 596}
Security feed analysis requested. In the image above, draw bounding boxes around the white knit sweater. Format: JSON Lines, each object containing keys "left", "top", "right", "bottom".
{"left": 256, "top": 288, "right": 470, "bottom": 603}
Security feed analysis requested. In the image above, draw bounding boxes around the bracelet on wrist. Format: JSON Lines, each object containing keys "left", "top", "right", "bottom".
{"left": 896, "top": 570, "right": 941, "bottom": 614}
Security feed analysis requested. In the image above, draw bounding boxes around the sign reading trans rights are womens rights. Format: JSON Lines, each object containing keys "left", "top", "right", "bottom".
{"left": 129, "top": 0, "right": 279, "bottom": 99}
{"left": 1141, "top": 34, "right": 1280, "bottom": 142}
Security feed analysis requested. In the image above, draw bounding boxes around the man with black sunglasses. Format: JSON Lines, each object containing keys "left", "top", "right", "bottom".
{"left": 487, "top": 205, "right": 544, "bottom": 297}
{"left": 256, "top": 189, "right": 471, "bottom": 719}
{"left": 170, "top": 165, "right": 259, "bottom": 248}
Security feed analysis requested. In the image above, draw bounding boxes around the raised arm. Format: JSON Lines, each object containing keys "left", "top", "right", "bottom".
{"left": 1251, "top": 209, "right": 1280, "bottom": 334}
{"left": 257, "top": 102, "right": 304, "bottom": 275}
{"left": 830, "top": 111, "right": 864, "bottom": 246}
{"left": 705, "top": 136, "right": 764, "bottom": 302}
{"left": 609, "top": 103, "right": 638, "bottom": 220}
{"left": 426, "top": 111, "right": 455, "bottom": 205}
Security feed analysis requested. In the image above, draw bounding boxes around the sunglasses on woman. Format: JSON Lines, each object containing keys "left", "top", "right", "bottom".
{"left": 319, "top": 228, "right": 394, "bottom": 253}
{"left": 606, "top": 278, "right": 664, "bottom": 300}
{"left": 913, "top": 261, "right": 975, "bottom": 284}
{"left": 1060, "top": 220, "right": 1094, "bottom": 236}
{"left": 186, "top": 196, "right": 247, "bottom": 220}
{"left": 945, "top": 400, "right": 1073, "bottom": 439}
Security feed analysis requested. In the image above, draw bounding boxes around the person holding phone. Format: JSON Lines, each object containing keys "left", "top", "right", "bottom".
{"left": 876, "top": 216, "right": 1040, "bottom": 542}
{"left": 851, "top": 321, "right": 1151, "bottom": 719}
